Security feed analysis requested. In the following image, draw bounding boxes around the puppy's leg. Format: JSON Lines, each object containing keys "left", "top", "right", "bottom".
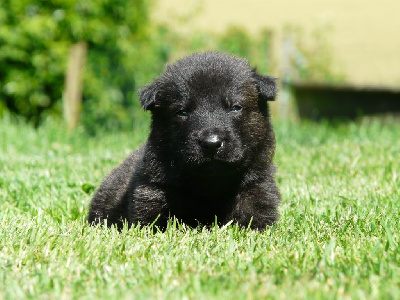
{"left": 226, "top": 181, "right": 280, "bottom": 231}
{"left": 129, "top": 185, "right": 170, "bottom": 230}
{"left": 88, "top": 179, "right": 130, "bottom": 229}
{"left": 88, "top": 154, "right": 137, "bottom": 229}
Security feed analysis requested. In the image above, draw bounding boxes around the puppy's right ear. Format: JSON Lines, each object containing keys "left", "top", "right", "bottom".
{"left": 139, "top": 80, "right": 162, "bottom": 111}
{"left": 252, "top": 69, "right": 278, "bottom": 101}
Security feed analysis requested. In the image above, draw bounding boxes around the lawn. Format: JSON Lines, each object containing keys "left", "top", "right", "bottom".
{"left": 0, "top": 116, "right": 399, "bottom": 299}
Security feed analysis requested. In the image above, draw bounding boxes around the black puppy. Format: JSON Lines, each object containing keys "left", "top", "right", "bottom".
{"left": 88, "top": 52, "right": 280, "bottom": 231}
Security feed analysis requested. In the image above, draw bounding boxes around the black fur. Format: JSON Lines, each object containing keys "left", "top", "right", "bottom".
{"left": 88, "top": 52, "right": 280, "bottom": 231}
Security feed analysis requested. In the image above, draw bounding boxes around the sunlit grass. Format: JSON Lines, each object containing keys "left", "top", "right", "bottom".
{"left": 1, "top": 117, "right": 399, "bottom": 299}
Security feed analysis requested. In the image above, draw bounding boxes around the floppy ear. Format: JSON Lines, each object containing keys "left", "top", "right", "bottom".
{"left": 252, "top": 70, "right": 278, "bottom": 101}
{"left": 138, "top": 79, "right": 162, "bottom": 111}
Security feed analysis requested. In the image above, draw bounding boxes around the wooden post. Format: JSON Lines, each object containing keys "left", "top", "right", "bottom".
{"left": 64, "top": 41, "right": 87, "bottom": 130}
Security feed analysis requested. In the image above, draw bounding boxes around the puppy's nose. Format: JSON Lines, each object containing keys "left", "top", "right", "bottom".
{"left": 200, "top": 134, "right": 223, "bottom": 152}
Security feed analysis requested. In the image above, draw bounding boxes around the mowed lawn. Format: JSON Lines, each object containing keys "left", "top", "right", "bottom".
{"left": 1, "top": 116, "right": 399, "bottom": 299}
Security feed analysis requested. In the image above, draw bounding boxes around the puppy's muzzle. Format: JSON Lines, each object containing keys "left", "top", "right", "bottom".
{"left": 200, "top": 134, "right": 223, "bottom": 154}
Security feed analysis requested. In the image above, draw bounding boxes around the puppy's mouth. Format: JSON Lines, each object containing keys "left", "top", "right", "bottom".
{"left": 177, "top": 140, "right": 246, "bottom": 175}
{"left": 185, "top": 159, "right": 242, "bottom": 177}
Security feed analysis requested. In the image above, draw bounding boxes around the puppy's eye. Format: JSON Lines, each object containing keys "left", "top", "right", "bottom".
{"left": 231, "top": 105, "right": 243, "bottom": 112}
{"left": 176, "top": 110, "right": 189, "bottom": 117}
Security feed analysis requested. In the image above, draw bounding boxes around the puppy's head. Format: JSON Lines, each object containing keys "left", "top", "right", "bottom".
{"left": 140, "top": 52, "right": 277, "bottom": 176}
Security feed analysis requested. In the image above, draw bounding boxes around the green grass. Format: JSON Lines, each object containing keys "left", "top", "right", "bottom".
{"left": 1, "top": 116, "right": 399, "bottom": 299}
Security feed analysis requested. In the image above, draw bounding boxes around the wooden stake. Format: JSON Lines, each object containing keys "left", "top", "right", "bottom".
{"left": 64, "top": 41, "right": 87, "bottom": 130}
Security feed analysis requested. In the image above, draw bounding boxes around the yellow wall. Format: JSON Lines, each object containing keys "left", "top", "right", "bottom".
{"left": 154, "top": 0, "right": 400, "bottom": 86}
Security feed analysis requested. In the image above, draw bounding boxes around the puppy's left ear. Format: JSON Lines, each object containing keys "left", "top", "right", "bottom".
{"left": 252, "top": 69, "right": 278, "bottom": 101}
{"left": 139, "top": 79, "right": 163, "bottom": 111}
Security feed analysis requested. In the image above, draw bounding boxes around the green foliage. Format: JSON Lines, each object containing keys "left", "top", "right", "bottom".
{"left": 1, "top": 117, "right": 400, "bottom": 298}
{"left": 0, "top": 0, "right": 274, "bottom": 132}
{"left": 0, "top": 0, "right": 166, "bottom": 129}
{"left": 218, "top": 26, "right": 254, "bottom": 58}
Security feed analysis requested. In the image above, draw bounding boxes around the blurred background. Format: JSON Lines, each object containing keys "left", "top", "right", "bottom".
{"left": 1, "top": 0, "right": 399, "bottom": 132}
